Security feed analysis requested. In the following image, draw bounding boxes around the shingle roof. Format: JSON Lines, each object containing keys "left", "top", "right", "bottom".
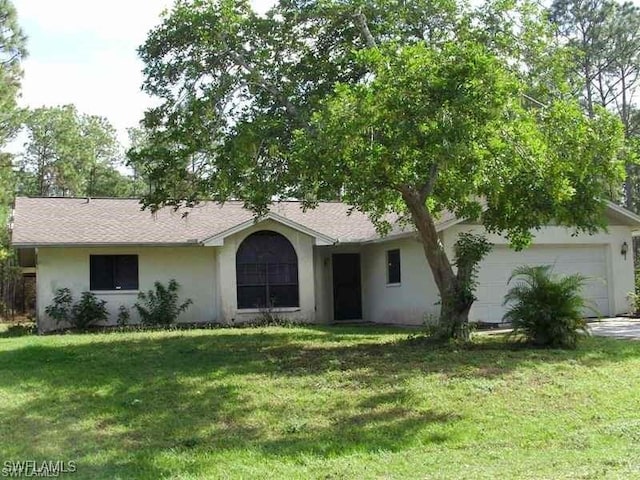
{"left": 16, "top": 197, "right": 638, "bottom": 247}
{"left": 11, "top": 197, "right": 430, "bottom": 246}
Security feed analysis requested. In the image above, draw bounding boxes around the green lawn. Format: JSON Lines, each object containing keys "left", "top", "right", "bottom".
{"left": 1, "top": 326, "right": 640, "bottom": 479}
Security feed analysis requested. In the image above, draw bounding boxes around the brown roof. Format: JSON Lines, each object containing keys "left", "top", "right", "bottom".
{"left": 11, "top": 197, "right": 429, "bottom": 246}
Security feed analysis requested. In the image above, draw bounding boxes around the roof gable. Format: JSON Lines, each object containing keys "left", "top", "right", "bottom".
{"left": 202, "top": 212, "right": 336, "bottom": 246}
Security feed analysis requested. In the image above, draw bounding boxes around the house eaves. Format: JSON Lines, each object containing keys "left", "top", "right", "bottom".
{"left": 605, "top": 200, "right": 640, "bottom": 228}
{"left": 11, "top": 241, "right": 203, "bottom": 248}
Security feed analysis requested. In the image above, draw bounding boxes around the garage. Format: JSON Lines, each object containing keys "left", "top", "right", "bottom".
{"left": 470, "top": 245, "right": 610, "bottom": 324}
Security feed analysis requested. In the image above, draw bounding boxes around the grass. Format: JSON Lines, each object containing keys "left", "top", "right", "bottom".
{"left": 1, "top": 325, "right": 640, "bottom": 479}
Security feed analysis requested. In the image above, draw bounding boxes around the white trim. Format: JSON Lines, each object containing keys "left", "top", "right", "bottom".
{"left": 91, "top": 290, "right": 139, "bottom": 296}
{"left": 605, "top": 200, "right": 640, "bottom": 227}
{"left": 363, "top": 231, "right": 415, "bottom": 244}
{"left": 12, "top": 242, "right": 202, "bottom": 248}
{"left": 202, "top": 212, "right": 336, "bottom": 246}
{"left": 235, "top": 307, "right": 301, "bottom": 314}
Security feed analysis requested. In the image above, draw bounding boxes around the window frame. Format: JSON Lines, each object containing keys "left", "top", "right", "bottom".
{"left": 386, "top": 249, "right": 401, "bottom": 285}
{"left": 236, "top": 231, "right": 300, "bottom": 309}
{"left": 89, "top": 254, "right": 139, "bottom": 291}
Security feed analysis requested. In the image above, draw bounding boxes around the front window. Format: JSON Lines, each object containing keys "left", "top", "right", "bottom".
{"left": 90, "top": 255, "right": 139, "bottom": 290}
{"left": 236, "top": 231, "right": 299, "bottom": 308}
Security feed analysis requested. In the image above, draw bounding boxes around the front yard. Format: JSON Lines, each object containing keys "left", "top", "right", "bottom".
{"left": 1, "top": 325, "right": 639, "bottom": 479}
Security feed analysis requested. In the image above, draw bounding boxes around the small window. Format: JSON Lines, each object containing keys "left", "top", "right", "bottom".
{"left": 90, "top": 255, "right": 139, "bottom": 291}
{"left": 387, "top": 249, "right": 401, "bottom": 284}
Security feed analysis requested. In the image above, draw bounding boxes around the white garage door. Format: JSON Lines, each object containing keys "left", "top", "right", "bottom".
{"left": 471, "top": 245, "right": 609, "bottom": 323}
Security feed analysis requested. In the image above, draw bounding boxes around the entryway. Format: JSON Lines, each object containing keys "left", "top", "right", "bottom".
{"left": 332, "top": 253, "right": 362, "bottom": 321}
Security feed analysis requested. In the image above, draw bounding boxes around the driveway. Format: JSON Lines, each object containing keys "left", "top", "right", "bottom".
{"left": 588, "top": 318, "right": 640, "bottom": 339}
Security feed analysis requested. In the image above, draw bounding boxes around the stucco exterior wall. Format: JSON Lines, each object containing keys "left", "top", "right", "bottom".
{"left": 36, "top": 246, "right": 217, "bottom": 331}
{"left": 361, "top": 223, "right": 634, "bottom": 325}
{"left": 361, "top": 237, "right": 440, "bottom": 325}
{"left": 313, "top": 247, "right": 332, "bottom": 323}
{"left": 33, "top": 219, "right": 635, "bottom": 331}
{"left": 216, "top": 219, "right": 317, "bottom": 324}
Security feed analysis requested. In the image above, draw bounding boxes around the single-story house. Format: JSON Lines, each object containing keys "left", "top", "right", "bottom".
{"left": 10, "top": 196, "right": 640, "bottom": 332}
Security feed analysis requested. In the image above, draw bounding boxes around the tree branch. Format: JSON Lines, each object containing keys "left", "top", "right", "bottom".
{"left": 419, "top": 163, "right": 439, "bottom": 203}
{"left": 219, "top": 36, "right": 304, "bottom": 125}
{"left": 353, "top": 11, "right": 377, "bottom": 48}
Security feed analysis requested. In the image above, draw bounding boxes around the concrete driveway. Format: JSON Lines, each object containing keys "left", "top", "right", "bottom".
{"left": 588, "top": 318, "right": 640, "bottom": 339}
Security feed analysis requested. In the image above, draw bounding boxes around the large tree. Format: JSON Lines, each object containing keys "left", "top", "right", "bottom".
{"left": 132, "top": 0, "right": 625, "bottom": 338}
{"left": 0, "top": 0, "right": 26, "bottom": 146}
{"left": 18, "top": 105, "right": 138, "bottom": 197}
{"left": 0, "top": 0, "right": 26, "bottom": 316}
{"left": 0, "top": 0, "right": 25, "bottom": 262}
{"left": 551, "top": 0, "right": 640, "bottom": 208}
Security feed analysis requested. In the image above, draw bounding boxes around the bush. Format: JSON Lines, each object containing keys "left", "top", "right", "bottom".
{"left": 71, "top": 292, "right": 108, "bottom": 329}
{"left": 628, "top": 292, "right": 640, "bottom": 316}
{"left": 117, "top": 305, "right": 131, "bottom": 327}
{"left": 503, "top": 265, "right": 593, "bottom": 349}
{"left": 44, "top": 288, "right": 73, "bottom": 325}
{"left": 134, "top": 279, "right": 192, "bottom": 326}
{"left": 45, "top": 289, "right": 108, "bottom": 329}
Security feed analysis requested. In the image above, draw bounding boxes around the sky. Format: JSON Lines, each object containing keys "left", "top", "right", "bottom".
{"left": 11, "top": 0, "right": 276, "bottom": 148}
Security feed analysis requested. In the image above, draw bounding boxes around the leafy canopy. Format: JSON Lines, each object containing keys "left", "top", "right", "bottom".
{"left": 293, "top": 41, "right": 623, "bottom": 246}
{"left": 133, "top": 0, "right": 625, "bottom": 250}
{"left": 18, "top": 105, "right": 138, "bottom": 198}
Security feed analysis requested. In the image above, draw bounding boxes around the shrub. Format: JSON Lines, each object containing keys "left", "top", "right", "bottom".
{"left": 628, "top": 292, "right": 640, "bottom": 316}
{"left": 117, "top": 305, "right": 131, "bottom": 327}
{"left": 503, "top": 265, "right": 593, "bottom": 349}
{"left": 71, "top": 292, "right": 108, "bottom": 329}
{"left": 134, "top": 279, "right": 192, "bottom": 326}
{"left": 45, "top": 288, "right": 108, "bottom": 329}
{"left": 44, "top": 288, "right": 73, "bottom": 325}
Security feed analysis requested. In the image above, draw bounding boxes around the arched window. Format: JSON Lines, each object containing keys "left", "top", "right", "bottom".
{"left": 236, "top": 231, "right": 299, "bottom": 309}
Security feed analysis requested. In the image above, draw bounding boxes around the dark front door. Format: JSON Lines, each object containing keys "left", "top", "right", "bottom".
{"left": 332, "top": 253, "right": 362, "bottom": 321}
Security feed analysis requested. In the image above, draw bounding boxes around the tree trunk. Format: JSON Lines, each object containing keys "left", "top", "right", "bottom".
{"left": 400, "top": 187, "right": 471, "bottom": 340}
{"left": 620, "top": 72, "right": 634, "bottom": 210}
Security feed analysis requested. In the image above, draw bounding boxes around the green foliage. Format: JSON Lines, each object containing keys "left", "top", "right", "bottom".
{"left": 45, "top": 288, "right": 108, "bottom": 329}
{"left": 627, "top": 292, "right": 640, "bottom": 316}
{"left": 437, "top": 233, "right": 493, "bottom": 340}
{"left": 551, "top": 0, "right": 640, "bottom": 209}
{"left": 453, "top": 233, "right": 493, "bottom": 306}
{"left": 117, "top": 305, "right": 131, "bottom": 327}
{"left": 17, "top": 105, "right": 138, "bottom": 198}
{"left": 134, "top": 279, "right": 192, "bottom": 326}
{"left": 503, "top": 265, "right": 592, "bottom": 348}
{"left": 1, "top": 323, "right": 35, "bottom": 337}
{"left": 71, "top": 292, "right": 108, "bottom": 330}
{"left": 300, "top": 42, "right": 624, "bottom": 247}
{"left": 44, "top": 288, "right": 73, "bottom": 326}
{"left": 0, "top": 0, "right": 26, "bottom": 261}
{"left": 0, "top": 0, "right": 27, "bottom": 146}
